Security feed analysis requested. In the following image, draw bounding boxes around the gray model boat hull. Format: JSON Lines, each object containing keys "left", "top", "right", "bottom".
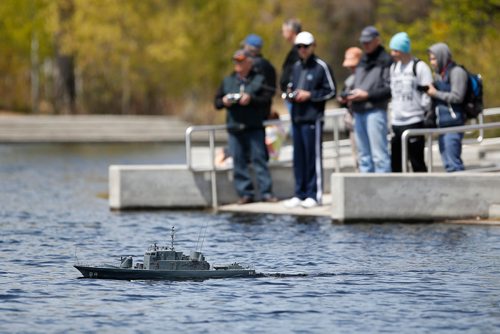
{"left": 74, "top": 265, "right": 258, "bottom": 280}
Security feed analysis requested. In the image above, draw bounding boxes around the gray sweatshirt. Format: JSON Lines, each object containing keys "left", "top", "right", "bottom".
{"left": 428, "top": 43, "right": 467, "bottom": 103}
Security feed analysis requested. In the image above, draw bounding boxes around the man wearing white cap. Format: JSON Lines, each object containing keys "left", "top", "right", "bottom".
{"left": 283, "top": 31, "right": 336, "bottom": 209}
{"left": 389, "top": 32, "right": 432, "bottom": 172}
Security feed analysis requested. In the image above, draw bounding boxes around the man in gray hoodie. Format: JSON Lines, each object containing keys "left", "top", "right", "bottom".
{"left": 427, "top": 42, "right": 468, "bottom": 172}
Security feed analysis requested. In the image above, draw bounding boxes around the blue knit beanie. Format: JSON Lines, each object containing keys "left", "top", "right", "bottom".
{"left": 389, "top": 32, "right": 411, "bottom": 53}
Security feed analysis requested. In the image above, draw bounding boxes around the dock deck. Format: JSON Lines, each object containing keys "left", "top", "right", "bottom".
{"left": 218, "top": 194, "right": 332, "bottom": 217}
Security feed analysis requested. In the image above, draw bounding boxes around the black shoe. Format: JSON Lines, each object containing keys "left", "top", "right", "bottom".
{"left": 262, "top": 195, "right": 279, "bottom": 203}
{"left": 237, "top": 196, "right": 253, "bottom": 205}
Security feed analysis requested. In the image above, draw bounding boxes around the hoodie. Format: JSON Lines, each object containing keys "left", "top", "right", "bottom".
{"left": 428, "top": 43, "right": 467, "bottom": 104}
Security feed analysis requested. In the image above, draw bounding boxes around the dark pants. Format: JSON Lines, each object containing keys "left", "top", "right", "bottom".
{"left": 292, "top": 120, "right": 323, "bottom": 203}
{"left": 228, "top": 128, "right": 272, "bottom": 199}
{"left": 391, "top": 122, "right": 427, "bottom": 173}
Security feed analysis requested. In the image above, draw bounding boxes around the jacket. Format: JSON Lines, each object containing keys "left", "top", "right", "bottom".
{"left": 289, "top": 55, "right": 336, "bottom": 124}
{"left": 214, "top": 70, "right": 271, "bottom": 130}
{"left": 351, "top": 45, "right": 392, "bottom": 113}
{"left": 280, "top": 46, "right": 300, "bottom": 92}
{"left": 428, "top": 43, "right": 468, "bottom": 127}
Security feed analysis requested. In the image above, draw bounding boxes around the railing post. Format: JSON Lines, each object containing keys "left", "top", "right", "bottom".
{"left": 333, "top": 116, "right": 340, "bottom": 173}
{"left": 208, "top": 129, "right": 218, "bottom": 210}
{"left": 185, "top": 126, "right": 193, "bottom": 170}
{"left": 427, "top": 134, "right": 433, "bottom": 173}
{"left": 401, "top": 130, "right": 409, "bottom": 173}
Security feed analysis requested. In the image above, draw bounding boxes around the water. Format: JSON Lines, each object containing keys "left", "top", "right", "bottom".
{"left": 1, "top": 144, "right": 500, "bottom": 333}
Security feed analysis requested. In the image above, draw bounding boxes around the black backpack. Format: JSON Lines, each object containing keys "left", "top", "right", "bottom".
{"left": 458, "top": 65, "right": 483, "bottom": 119}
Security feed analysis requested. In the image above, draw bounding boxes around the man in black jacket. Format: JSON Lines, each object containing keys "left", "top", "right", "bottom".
{"left": 243, "top": 34, "right": 276, "bottom": 118}
{"left": 280, "top": 19, "right": 302, "bottom": 123}
{"left": 347, "top": 26, "right": 392, "bottom": 173}
{"left": 214, "top": 50, "right": 277, "bottom": 204}
{"left": 283, "top": 32, "right": 336, "bottom": 209}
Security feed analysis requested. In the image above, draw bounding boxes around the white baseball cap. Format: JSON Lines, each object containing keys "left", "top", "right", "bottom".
{"left": 294, "top": 31, "right": 315, "bottom": 45}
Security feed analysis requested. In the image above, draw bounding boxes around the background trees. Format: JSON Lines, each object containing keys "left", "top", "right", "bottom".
{"left": 0, "top": 0, "right": 498, "bottom": 124}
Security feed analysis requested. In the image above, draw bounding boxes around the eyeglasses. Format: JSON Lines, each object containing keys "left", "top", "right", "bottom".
{"left": 296, "top": 44, "right": 311, "bottom": 49}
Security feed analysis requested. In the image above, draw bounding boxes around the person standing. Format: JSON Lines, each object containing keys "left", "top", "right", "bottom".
{"left": 337, "top": 46, "right": 363, "bottom": 170}
{"left": 389, "top": 32, "right": 432, "bottom": 172}
{"left": 347, "top": 26, "right": 392, "bottom": 173}
{"left": 214, "top": 50, "right": 277, "bottom": 204}
{"left": 280, "top": 19, "right": 302, "bottom": 136}
{"left": 283, "top": 32, "right": 336, "bottom": 209}
{"left": 427, "top": 42, "right": 468, "bottom": 172}
{"left": 243, "top": 34, "right": 276, "bottom": 117}
{"left": 280, "top": 19, "right": 302, "bottom": 95}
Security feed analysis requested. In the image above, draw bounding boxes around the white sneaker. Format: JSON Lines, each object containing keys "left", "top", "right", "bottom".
{"left": 283, "top": 197, "right": 302, "bottom": 208}
{"left": 301, "top": 198, "right": 318, "bottom": 208}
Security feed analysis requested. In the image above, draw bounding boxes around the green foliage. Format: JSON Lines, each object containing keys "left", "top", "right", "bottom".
{"left": 376, "top": 0, "right": 500, "bottom": 109}
{"left": 0, "top": 0, "right": 498, "bottom": 120}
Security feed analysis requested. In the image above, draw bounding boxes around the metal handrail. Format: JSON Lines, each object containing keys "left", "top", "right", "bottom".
{"left": 401, "top": 115, "right": 500, "bottom": 173}
{"left": 184, "top": 108, "right": 347, "bottom": 208}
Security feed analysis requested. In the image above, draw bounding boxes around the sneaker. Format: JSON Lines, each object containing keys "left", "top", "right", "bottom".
{"left": 301, "top": 197, "right": 318, "bottom": 208}
{"left": 283, "top": 197, "right": 302, "bottom": 208}
{"left": 237, "top": 196, "right": 253, "bottom": 205}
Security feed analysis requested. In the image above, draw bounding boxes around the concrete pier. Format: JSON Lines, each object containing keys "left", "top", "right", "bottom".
{"left": 109, "top": 163, "right": 335, "bottom": 209}
{"left": 109, "top": 164, "right": 500, "bottom": 222}
{"left": 331, "top": 173, "right": 500, "bottom": 222}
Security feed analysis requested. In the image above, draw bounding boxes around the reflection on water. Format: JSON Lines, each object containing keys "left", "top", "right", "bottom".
{"left": 1, "top": 144, "right": 500, "bottom": 333}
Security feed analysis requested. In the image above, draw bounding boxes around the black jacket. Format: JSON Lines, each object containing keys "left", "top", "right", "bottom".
{"left": 280, "top": 46, "right": 300, "bottom": 92}
{"left": 214, "top": 70, "right": 272, "bottom": 130}
{"left": 290, "top": 55, "right": 336, "bottom": 123}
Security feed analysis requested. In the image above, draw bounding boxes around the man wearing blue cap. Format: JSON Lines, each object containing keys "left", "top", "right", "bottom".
{"left": 347, "top": 26, "right": 392, "bottom": 173}
{"left": 389, "top": 32, "right": 433, "bottom": 172}
{"left": 243, "top": 34, "right": 277, "bottom": 117}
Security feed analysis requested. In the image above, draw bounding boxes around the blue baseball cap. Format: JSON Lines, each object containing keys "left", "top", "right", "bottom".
{"left": 359, "top": 26, "right": 380, "bottom": 43}
{"left": 244, "top": 34, "right": 263, "bottom": 48}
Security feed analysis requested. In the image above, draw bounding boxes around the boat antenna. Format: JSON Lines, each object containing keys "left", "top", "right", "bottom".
{"left": 195, "top": 219, "right": 209, "bottom": 252}
{"left": 170, "top": 226, "right": 175, "bottom": 251}
{"left": 199, "top": 222, "right": 209, "bottom": 252}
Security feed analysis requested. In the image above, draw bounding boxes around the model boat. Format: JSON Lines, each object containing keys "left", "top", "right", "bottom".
{"left": 74, "top": 227, "right": 258, "bottom": 280}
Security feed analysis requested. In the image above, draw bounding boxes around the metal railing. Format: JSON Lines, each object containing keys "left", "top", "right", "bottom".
{"left": 184, "top": 108, "right": 347, "bottom": 208}
{"left": 401, "top": 107, "right": 500, "bottom": 173}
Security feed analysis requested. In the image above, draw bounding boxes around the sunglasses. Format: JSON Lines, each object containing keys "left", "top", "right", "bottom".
{"left": 297, "top": 44, "right": 311, "bottom": 49}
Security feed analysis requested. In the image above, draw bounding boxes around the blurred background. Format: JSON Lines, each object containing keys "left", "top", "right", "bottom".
{"left": 0, "top": 0, "right": 498, "bottom": 124}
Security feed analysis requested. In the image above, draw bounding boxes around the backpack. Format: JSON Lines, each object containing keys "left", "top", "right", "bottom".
{"left": 458, "top": 65, "right": 483, "bottom": 119}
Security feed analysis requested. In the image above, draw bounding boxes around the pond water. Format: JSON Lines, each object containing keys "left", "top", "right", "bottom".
{"left": 1, "top": 144, "right": 500, "bottom": 333}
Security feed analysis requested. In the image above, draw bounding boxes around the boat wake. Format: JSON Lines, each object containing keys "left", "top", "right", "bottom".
{"left": 261, "top": 272, "right": 336, "bottom": 278}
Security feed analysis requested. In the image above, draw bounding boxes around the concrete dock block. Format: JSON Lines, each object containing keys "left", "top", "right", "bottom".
{"left": 331, "top": 173, "right": 500, "bottom": 222}
{"left": 109, "top": 163, "right": 334, "bottom": 210}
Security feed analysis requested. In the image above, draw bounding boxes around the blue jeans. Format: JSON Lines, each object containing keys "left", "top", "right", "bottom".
{"left": 354, "top": 109, "right": 391, "bottom": 173}
{"left": 438, "top": 132, "right": 464, "bottom": 172}
{"left": 228, "top": 128, "right": 273, "bottom": 199}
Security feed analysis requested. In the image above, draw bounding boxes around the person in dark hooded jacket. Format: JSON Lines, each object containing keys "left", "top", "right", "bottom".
{"left": 427, "top": 42, "right": 468, "bottom": 172}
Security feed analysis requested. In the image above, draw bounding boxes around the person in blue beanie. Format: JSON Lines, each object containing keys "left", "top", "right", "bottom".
{"left": 389, "top": 32, "right": 433, "bottom": 172}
